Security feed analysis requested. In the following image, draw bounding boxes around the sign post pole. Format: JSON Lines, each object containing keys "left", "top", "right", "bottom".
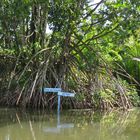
{"left": 57, "top": 95, "right": 61, "bottom": 113}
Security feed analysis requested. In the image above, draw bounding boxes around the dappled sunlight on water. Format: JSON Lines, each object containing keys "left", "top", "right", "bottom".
{"left": 0, "top": 108, "right": 140, "bottom": 140}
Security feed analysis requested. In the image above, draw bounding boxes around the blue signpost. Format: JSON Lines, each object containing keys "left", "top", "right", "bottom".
{"left": 43, "top": 88, "right": 75, "bottom": 112}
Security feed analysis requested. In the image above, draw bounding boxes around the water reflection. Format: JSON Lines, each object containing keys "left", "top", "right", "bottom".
{"left": 0, "top": 108, "right": 140, "bottom": 140}
{"left": 43, "top": 110, "right": 74, "bottom": 133}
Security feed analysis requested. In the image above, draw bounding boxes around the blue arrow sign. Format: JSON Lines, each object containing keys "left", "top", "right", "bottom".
{"left": 58, "top": 92, "right": 75, "bottom": 97}
{"left": 44, "top": 88, "right": 62, "bottom": 93}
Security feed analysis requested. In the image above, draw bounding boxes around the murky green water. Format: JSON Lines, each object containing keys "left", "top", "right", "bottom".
{"left": 0, "top": 108, "right": 140, "bottom": 140}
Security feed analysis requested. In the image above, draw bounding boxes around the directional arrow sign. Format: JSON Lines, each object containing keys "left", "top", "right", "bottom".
{"left": 58, "top": 92, "right": 75, "bottom": 97}
{"left": 44, "top": 88, "right": 61, "bottom": 93}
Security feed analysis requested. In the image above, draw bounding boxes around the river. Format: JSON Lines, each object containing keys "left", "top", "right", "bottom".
{"left": 0, "top": 108, "right": 139, "bottom": 140}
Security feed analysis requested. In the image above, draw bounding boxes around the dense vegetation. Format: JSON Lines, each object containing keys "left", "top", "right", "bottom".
{"left": 0, "top": 0, "right": 140, "bottom": 110}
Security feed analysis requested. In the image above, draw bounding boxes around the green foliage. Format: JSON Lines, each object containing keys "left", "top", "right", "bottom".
{"left": 120, "top": 31, "right": 140, "bottom": 83}
{"left": 0, "top": 0, "right": 140, "bottom": 109}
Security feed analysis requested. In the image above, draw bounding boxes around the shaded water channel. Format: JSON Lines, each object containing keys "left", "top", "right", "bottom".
{"left": 0, "top": 108, "right": 140, "bottom": 140}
